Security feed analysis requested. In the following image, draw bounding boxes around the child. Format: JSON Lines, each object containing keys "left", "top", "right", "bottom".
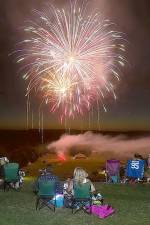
{"left": 63, "top": 178, "right": 73, "bottom": 208}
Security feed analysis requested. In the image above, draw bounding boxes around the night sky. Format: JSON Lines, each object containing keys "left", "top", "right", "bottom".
{"left": 0, "top": 0, "right": 150, "bottom": 130}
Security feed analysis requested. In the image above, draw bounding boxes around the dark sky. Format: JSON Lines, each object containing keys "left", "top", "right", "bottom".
{"left": 0, "top": 0, "right": 150, "bottom": 130}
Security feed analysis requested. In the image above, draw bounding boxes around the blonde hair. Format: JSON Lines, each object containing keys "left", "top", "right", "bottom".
{"left": 73, "top": 167, "right": 88, "bottom": 184}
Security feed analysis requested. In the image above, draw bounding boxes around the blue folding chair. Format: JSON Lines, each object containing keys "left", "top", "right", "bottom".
{"left": 126, "top": 159, "right": 145, "bottom": 181}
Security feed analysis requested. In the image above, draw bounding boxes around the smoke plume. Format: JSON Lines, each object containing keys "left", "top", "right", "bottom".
{"left": 47, "top": 131, "right": 150, "bottom": 159}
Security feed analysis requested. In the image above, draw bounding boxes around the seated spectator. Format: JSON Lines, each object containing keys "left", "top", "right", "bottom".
{"left": 0, "top": 157, "right": 9, "bottom": 187}
{"left": 134, "top": 153, "right": 143, "bottom": 160}
{"left": 19, "top": 169, "right": 25, "bottom": 186}
{"left": 0, "top": 157, "right": 9, "bottom": 177}
{"left": 145, "top": 154, "right": 150, "bottom": 182}
{"left": 64, "top": 167, "right": 104, "bottom": 208}
{"left": 67, "top": 167, "right": 96, "bottom": 194}
{"left": 33, "top": 164, "right": 63, "bottom": 194}
{"left": 63, "top": 178, "right": 73, "bottom": 208}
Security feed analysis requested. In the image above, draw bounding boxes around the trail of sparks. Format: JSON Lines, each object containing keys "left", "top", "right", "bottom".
{"left": 16, "top": 0, "right": 126, "bottom": 122}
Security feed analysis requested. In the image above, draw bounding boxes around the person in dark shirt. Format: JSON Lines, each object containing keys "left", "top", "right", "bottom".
{"left": 34, "top": 164, "right": 63, "bottom": 194}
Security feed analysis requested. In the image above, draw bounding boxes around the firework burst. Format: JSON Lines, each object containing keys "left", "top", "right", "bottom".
{"left": 16, "top": 0, "right": 126, "bottom": 122}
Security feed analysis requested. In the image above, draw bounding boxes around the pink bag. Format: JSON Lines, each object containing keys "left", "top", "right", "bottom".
{"left": 87, "top": 205, "right": 115, "bottom": 219}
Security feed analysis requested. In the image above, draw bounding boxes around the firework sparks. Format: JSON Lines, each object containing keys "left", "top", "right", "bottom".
{"left": 16, "top": 0, "right": 126, "bottom": 122}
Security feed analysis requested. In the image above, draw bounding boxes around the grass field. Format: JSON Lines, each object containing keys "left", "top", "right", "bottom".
{"left": 26, "top": 157, "right": 106, "bottom": 178}
{"left": 0, "top": 180, "right": 150, "bottom": 225}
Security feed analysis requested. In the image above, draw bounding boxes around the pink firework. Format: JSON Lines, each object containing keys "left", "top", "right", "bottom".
{"left": 16, "top": 0, "right": 126, "bottom": 122}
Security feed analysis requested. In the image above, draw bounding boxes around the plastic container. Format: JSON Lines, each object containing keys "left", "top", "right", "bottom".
{"left": 49, "top": 194, "right": 64, "bottom": 208}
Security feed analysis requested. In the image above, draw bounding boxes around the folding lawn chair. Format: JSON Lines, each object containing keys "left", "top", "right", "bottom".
{"left": 126, "top": 159, "right": 145, "bottom": 182}
{"left": 36, "top": 180, "right": 56, "bottom": 212}
{"left": 106, "top": 160, "right": 120, "bottom": 183}
{"left": 71, "top": 182, "right": 92, "bottom": 214}
{"left": 3, "top": 163, "right": 20, "bottom": 191}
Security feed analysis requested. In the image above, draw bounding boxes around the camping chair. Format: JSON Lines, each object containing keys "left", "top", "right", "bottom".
{"left": 126, "top": 159, "right": 145, "bottom": 183}
{"left": 71, "top": 182, "right": 92, "bottom": 214}
{"left": 3, "top": 163, "right": 20, "bottom": 191}
{"left": 106, "top": 160, "right": 120, "bottom": 183}
{"left": 36, "top": 180, "right": 56, "bottom": 212}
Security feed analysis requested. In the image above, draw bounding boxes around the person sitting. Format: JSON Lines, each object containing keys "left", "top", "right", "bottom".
{"left": 134, "top": 153, "right": 143, "bottom": 160}
{"left": 63, "top": 177, "right": 73, "bottom": 208}
{"left": 34, "top": 164, "right": 63, "bottom": 194}
{"left": 0, "top": 157, "right": 9, "bottom": 177}
{"left": 19, "top": 169, "right": 25, "bottom": 186}
{"left": 0, "top": 157, "right": 9, "bottom": 188}
{"left": 145, "top": 154, "right": 150, "bottom": 182}
{"left": 67, "top": 167, "right": 95, "bottom": 194}
{"left": 64, "top": 167, "right": 96, "bottom": 208}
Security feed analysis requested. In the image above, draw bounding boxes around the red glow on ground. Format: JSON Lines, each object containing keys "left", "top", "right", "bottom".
{"left": 58, "top": 153, "right": 66, "bottom": 161}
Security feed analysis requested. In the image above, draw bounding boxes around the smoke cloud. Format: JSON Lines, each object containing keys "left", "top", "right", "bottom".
{"left": 47, "top": 131, "right": 150, "bottom": 159}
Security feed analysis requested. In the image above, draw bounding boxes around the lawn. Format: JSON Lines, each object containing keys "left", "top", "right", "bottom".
{"left": 26, "top": 156, "right": 109, "bottom": 180}
{"left": 0, "top": 180, "right": 150, "bottom": 225}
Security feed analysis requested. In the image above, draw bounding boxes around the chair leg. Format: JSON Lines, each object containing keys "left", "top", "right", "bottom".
{"left": 71, "top": 200, "right": 75, "bottom": 214}
{"left": 89, "top": 199, "right": 92, "bottom": 215}
{"left": 39, "top": 200, "right": 46, "bottom": 210}
{"left": 54, "top": 197, "right": 56, "bottom": 212}
{"left": 4, "top": 182, "right": 6, "bottom": 192}
{"left": 36, "top": 197, "right": 40, "bottom": 210}
{"left": 4, "top": 182, "right": 9, "bottom": 192}
{"left": 71, "top": 200, "right": 92, "bottom": 215}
